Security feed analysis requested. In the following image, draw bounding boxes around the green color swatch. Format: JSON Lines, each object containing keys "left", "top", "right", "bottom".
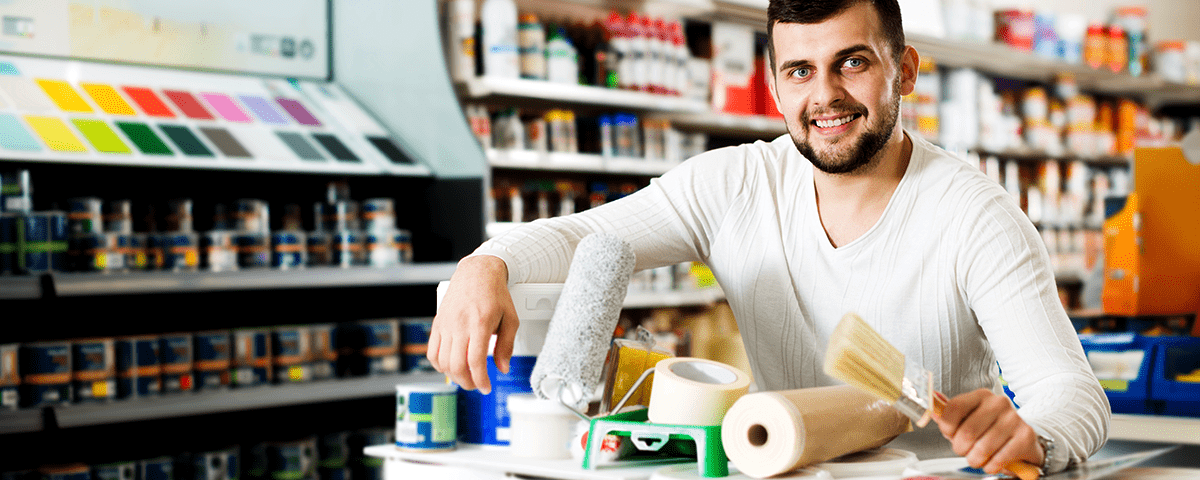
{"left": 71, "top": 119, "right": 131, "bottom": 154}
{"left": 159, "top": 124, "right": 213, "bottom": 157}
{"left": 115, "top": 121, "right": 173, "bottom": 155}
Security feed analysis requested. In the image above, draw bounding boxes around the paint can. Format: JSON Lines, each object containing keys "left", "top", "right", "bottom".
{"left": 138, "top": 457, "right": 174, "bottom": 480}
{"left": 351, "top": 428, "right": 391, "bottom": 480}
{"left": 67, "top": 196, "right": 103, "bottom": 235}
{"left": 1, "top": 170, "right": 31, "bottom": 214}
{"left": 18, "top": 211, "right": 68, "bottom": 274}
{"left": 305, "top": 231, "right": 332, "bottom": 266}
{"left": 92, "top": 462, "right": 136, "bottom": 480}
{"left": 317, "top": 431, "right": 349, "bottom": 476}
{"left": 456, "top": 355, "right": 536, "bottom": 446}
{"left": 116, "top": 335, "right": 161, "bottom": 399}
{"left": 159, "top": 333, "right": 194, "bottom": 393}
{"left": 272, "top": 326, "right": 312, "bottom": 383}
{"left": 395, "top": 384, "right": 457, "bottom": 451}
{"left": 106, "top": 232, "right": 131, "bottom": 273}
{"left": 356, "top": 319, "right": 399, "bottom": 375}
{"left": 266, "top": 437, "right": 317, "bottom": 480}
{"left": 20, "top": 341, "right": 72, "bottom": 407}
{"left": 395, "top": 229, "right": 413, "bottom": 263}
{"left": 192, "top": 447, "right": 239, "bottom": 480}
{"left": 271, "top": 231, "right": 306, "bottom": 270}
{"left": 320, "top": 201, "right": 359, "bottom": 232}
{"left": 1, "top": 343, "right": 19, "bottom": 410}
{"left": 203, "top": 231, "right": 238, "bottom": 272}
{"left": 72, "top": 337, "right": 116, "bottom": 403}
{"left": 163, "top": 232, "right": 200, "bottom": 272}
{"left": 233, "top": 328, "right": 272, "bottom": 386}
{"left": 104, "top": 199, "right": 133, "bottom": 234}
{"left": 360, "top": 198, "right": 395, "bottom": 234}
{"left": 400, "top": 318, "right": 434, "bottom": 372}
{"left": 38, "top": 464, "right": 90, "bottom": 480}
{"left": 0, "top": 213, "right": 18, "bottom": 274}
{"left": 364, "top": 232, "right": 398, "bottom": 268}
{"left": 235, "top": 232, "right": 271, "bottom": 269}
{"left": 234, "top": 199, "right": 271, "bottom": 234}
{"left": 331, "top": 230, "right": 364, "bottom": 268}
{"left": 194, "top": 330, "right": 232, "bottom": 390}
{"left": 129, "top": 233, "right": 153, "bottom": 270}
{"left": 308, "top": 324, "right": 337, "bottom": 380}
{"left": 166, "top": 199, "right": 194, "bottom": 232}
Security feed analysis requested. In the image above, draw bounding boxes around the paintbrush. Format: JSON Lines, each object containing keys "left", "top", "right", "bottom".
{"left": 823, "top": 312, "right": 1043, "bottom": 480}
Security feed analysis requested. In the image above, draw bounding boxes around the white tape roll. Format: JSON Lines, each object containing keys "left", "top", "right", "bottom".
{"left": 646, "top": 357, "right": 751, "bottom": 426}
{"left": 813, "top": 448, "right": 918, "bottom": 477}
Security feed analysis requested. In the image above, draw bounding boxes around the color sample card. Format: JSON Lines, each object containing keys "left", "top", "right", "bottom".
{"left": 115, "top": 122, "right": 173, "bottom": 155}
{"left": 0, "top": 62, "right": 18, "bottom": 76}
{"left": 72, "top": 119, "right": 132, "bottom": 154}
{"left": 80, "top": 83, "right": 136, "bottom": 116}
{"left": 311, "top": 133, "right": 359, "bottom": 162}
{"left": 0, "top": 77, "right": 58, "bottom": 112}
{"left": 368, "top": 136, "right": 414, "bottom": 164}
{"left": 24, "top": 116, "right": 87, "bottom": 152}
{"left": 122, "top": 87, "right": 176, "bottom": 118}
{"left": 199, "top": 127, "right": 251, "bottom": 158}
{"left": 35, "top": 79, "right": 94, "bottom": 113}
{"left": 200, "top": 93, "right": 251, "bottom": 123}
{"left": 0, "top": 114, "right": 42, "bottom": 152}
{"left": 276, "top": 131, "right": 324, "bottom": 160}
{"left": 159, "top": 125, "right": 213, "bottom": 157}
{"left": 276, "top": 98, "right": 322, "bottom": 126}
{"left": 162, "top": 90, "right": 215, "bottom": 120}
{"left": 239, "top": 95, "right": 288, "bottom": 125}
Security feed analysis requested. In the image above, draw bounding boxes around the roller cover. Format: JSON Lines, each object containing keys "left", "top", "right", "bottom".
{"left": 721, "top": 385, "right": 910, "bottom": 479}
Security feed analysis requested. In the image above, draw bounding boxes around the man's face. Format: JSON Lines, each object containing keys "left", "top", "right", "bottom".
{"left": 768, "top": 2, "right": 914, "bottom": 175}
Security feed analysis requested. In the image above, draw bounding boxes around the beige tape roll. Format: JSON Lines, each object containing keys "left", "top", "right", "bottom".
{"left": 646, "top": 357, "right": 751, "bottom": 426}
{"left": 720, "top": 385, "right": 911, "bottom": 479}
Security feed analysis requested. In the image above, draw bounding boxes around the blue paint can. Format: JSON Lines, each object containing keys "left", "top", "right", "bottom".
{"left": 308, "top": 323, "right": 337, "bottom": 380}
{"left": 267, "top": 437, "right": 317, "bottom": 480}
{"left": 271, "top": 231, "right": 306, "bottom": 269}
{"left": 305, "top": 231, "right": 332, "bottom": 266}
{"left": 272, "top": 326, "right": 311, "bottom": 383}
{"left": 456, "top": 355, "right": 536, "bottom": 446}
{"left": 203, "top": 231, "right": 238, "bottom": 272}
{"left": 20, "top": 341, "right": 72, "bottom": 407}
{"left": 138, "top": 457, "right": 174, "bottom": 480}
{"left": 364, "top": 232, "right": 398, "bottom": 268}
{"left": 357, "top": 319, "right": 399, "bottom": 375}
{"left": 192, "top": 446, "right": 239, "bottom": 480}
{"left": 235, "top": 232, "right": 270, "bottom": 269}
{"left": 400, "top": 318, "right": 434, "bottom": 372}
{"left": 162, "top": 232, "right": 199, "bottom": 272}
{"left": 194, "top": 330, "right": 232, "bottom": 390}
{"left": 331, "top": 230, "right": 363, "bottom": 268}
{"left": 395, "top": 229, "right": 413, "bottom": 264}
{"left": 159, "top": 333, "right": 194, "bottom": 393}
{"left": 0, "top": 213, "right": 18, "bottom": 274}
{"left": 1, "top": 343, "right": 19, "bottom": 410}
{"left": 67, "top": 196, "right": 103, "bottom": 234}
{"left": 233, "top": 328, "right": 272, "bottom": 386}
{"left": 116, "top": 335, "right": 161, "bottom": 399}
{"left": 395, "top": 384, "right": 457, "bottom": 451}
{"left": 17, "top": 212, "right": 67, "bottom": 273}
{"left": 72, "top": 338, "right": 116, "bottom": 403}
{"left": 92, "top": 462, "right": 136, "bottom": 480}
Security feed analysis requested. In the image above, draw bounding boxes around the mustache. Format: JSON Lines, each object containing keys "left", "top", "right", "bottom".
{"left": 800, "top": 104, "right": 868, "bottom": 126}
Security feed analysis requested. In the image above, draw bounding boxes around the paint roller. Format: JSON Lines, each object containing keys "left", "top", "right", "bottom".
{"left": 530, "top": 232, "right": 637, "bottom": 413}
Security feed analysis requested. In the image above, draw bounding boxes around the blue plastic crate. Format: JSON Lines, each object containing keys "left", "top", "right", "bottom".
{"left": 1148, "top": 336, "right": 1200, "bottom": 417}
{"left": 1079, "top": 333, "right": 1155, "bottom": 414}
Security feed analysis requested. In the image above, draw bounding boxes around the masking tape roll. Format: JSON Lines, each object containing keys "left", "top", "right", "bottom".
{"left": 646, "top": 357, "right": 751, "bottom": 426}
{"left": 720, "top": 385, "right": 910, "bottom": 479}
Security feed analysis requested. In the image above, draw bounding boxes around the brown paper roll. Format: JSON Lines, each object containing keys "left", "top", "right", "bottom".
{"left": 720, "top": 385, "right": 911, "bottom": 479}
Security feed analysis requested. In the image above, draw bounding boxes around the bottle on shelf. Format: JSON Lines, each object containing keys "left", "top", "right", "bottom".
{"left": 481, "top": 0, "right": 519, "bottom": 79}
{"left": 518, "top": 13, "right": 547, "bottom": 81}
{"left": 546, "top": 25, "right": 579, "bottom": 84}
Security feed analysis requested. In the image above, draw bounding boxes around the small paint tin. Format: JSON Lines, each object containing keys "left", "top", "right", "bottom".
{"left": 138, "top": 456, "right": 174, "bottom": 480}
{"left": 0, "top": 213, "right": 18, "bottom": 274}
{"left": 163, "top": 232, "right": 200, "bottom": 272}
{"left": 92, "top": 462, "right": 136, "bottom": 480}
{"left": 67, "top": 196, "right": 103, "bottom": 235}
{"left": 272, "top": 326, "right": 312, "bottom": 383}
{"left": 395, "top": 384, "right": 457, "bottom": 451}
{"left": 194, "top": 330, "right": 232, "bottom": 390}
{"left": 271, "top": 231, "right": 306, "bottom": 270}
{"left": 203, "top": 231, "right": 238, "bottom": 272}
{"left": 166, "top": 198, "right": 194, "bottom": 232}
{"left": 308, "top": 323, "right": 337, "bottom": 380}
{"left": 400, "top": 318, "right": 434, "bottom": 372}
{"left": 38, "top": 464, "right": 90, "bottom": 480}
{"left": 233, "top": 328, "right": 272, "bottom": 386}
{"left": 104, "top": 199, "right": 133, "bottom": 234}
{"left": 235, "top": 232, "right": 271, "bottom": 269}
{"left": 1, "top": 343, "right": 19, "bottom": 410}
{"left": 357, "top": 319, "right": 399, "bottom": 375}
{"left": 266, "top": 437, "right": 317, "bottom": 480}
{"left": 320, "top": 201, "right": 360, "bottom": 232}
{"left": 143, "top": 233, "right": 166, "bottom": 270}
{"left": 116, "top": 335, "right": 161, "bottom": 399}
{"left": 1, "top": 170, "right": 31, "bottom": 213}
{"left": 193, "top": 447, "right": 239, "bottom": 480}
{"left": 106, "top": 233, "right": 132, "bottom": 273}
{"left": 364, "top": 232, "right": 398, "bottom": 268}
{"left": 128, "top": 233, "right": 153, "bottom": 271}
{"left": 234, "top": 199, "right": 270, "bottom": 234}
{"left": 20, "top": 341, "right": 72, "bottom": 407}
{"left": 331, "top": 230, "right": 364, "bottom": 268}
{"left": 72, "top": 338, "right": 116, "bottom": 403}
{"left": 159, "top": 333, "right": 194, "bottom": 393}
{"left": 18, "top": 212, "right": 68, "bottom": 274}
{"left": 395, "top": 229, "right": 413, "bottom": 263}
{"left": 305, "top": 231, "right": 332, "bottom": 266}
{"left": 361, "top": 198, "right": 395, "bottom": 234}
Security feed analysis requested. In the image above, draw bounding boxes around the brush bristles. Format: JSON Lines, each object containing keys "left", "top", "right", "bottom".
{"left": 823, "top": 312, "right": 905, "bottom": 403}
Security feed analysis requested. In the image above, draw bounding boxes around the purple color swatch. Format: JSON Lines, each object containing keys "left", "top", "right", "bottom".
{"left": 276, "top": 97, "right": 321, "bottom": 127}
{"left": 201, "top": 93, "right": 252, "bottom": 123}
{"left": 239, "top": 95, "right": 288, "bottom": 125}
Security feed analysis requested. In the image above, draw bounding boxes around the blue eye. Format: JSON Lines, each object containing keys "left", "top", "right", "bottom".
{"left": 792, "top": 68, "right": 811, "bottom": 78}
{"left": 844, "top": 58, "right": 863, "bottom": 68}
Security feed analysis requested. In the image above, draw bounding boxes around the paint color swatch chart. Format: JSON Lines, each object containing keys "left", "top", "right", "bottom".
{"left": 0, "top": 54, "right": 428, "bottom": 176}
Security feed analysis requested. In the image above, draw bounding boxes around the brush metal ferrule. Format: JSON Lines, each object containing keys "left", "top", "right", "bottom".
{"left": 894, "top": 362, "right": 936, "bottom": 427}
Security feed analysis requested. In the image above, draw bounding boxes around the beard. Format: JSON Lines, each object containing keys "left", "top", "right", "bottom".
{"left": 791, "top": 77, "right": 902, "bottom": 175}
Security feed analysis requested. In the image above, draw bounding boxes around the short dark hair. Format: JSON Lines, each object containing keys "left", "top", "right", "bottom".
{"left": 766, "top": 0, "right": 905, "bottom": 71}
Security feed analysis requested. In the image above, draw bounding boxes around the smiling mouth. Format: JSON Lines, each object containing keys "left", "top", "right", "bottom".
{"left": 812, "top": 113, "right": 861, "bottom": 129}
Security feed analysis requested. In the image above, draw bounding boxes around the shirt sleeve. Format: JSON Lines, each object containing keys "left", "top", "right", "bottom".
{"left": 955, "top": 186, "right": 1110, "bottom": 472}
{"left": 471, "top": 143, "right": 753, "bottom": 284}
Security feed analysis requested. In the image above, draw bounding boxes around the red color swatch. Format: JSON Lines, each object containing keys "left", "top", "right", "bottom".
{"left": 122, "top": 86, "right": 176, "bottom": 118}
{"left": 162, "top": 89, "right": 215, "bottom": 120}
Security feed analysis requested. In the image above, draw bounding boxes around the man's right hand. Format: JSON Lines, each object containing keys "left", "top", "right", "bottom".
{"left": 427, "top": 255, "right": 520, "bottom": 395}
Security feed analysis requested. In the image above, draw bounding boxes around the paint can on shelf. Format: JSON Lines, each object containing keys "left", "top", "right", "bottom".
{"left": 266, "top": 437, "right": 317, "bottom": 480}
{"left": 235, "top": 232, "right": 271, "bottom": 269}
{"left": 1, "top": 343, "right": 19, "bottom": 410}
{"left": 233, "top": 328, "right": 272, "bottom": 386}
{"left": 203, "top": 231, "right": 238, "bottom": 272}
{"left": 194, "top": 330, "right": 232, "bottom": 390}
{"left": 271, "top": 231, "right": 306, "bottom": 269}
{"left": 116, "top": 335, "right": 161, "bottom": 399}
{"left": 17, "top": 211, "right": 69, "bottom": 273}
{"left": 159, "top": 333, "right": 194, "bottom": 393}
{"left": 20, "top": 341, "right": 72, "bottom": 407}
{"left": 396, "top": 384, "right": 457, "bottom": 451}
{"left": 92, "top": 462, "right": 136, "bottom": 480}
{"left": 400, "top": 318, "right": 434, "bottom": 372}
{"left": 309, "top": 323, "right": 337, "bottom": 380}
{"left": 331, "top": 230, "right": 364, "bottom": 268}
{"left": 162, "top": 231, "right": 200, "bottom": 272}
{"left": 71, "top": 337, "right": 116, "bottom": 403}
{"left": 361, "top": 198, "right": 395, "bottom": 234}
{"left": 272, "top": 326, "right": 312, "bottom": 383}
{"left": 356, "top": 319, "right": 399, "bottom": 375}
{"left": 306, "top": 231, "right": 332, "bottom": 266}
{"left": 138, "top": 457, "right": 174, "bottom": 480}
{"left": 364, "top": 231, "right": 398, "bottom": 268}
{"left": 67, "top": 197, "right": 103, "bottom": 235}
{"left": 0, "top": 213, "right": 18, "bottom": 274}
{"left": 234, "top": 199, "right": 271, "bottom": 234}
{"left": 395, "top": 229, "right": 413, "bottom": 263}
{"left": 192, "top": 447, "right": 239, "bottom": 480}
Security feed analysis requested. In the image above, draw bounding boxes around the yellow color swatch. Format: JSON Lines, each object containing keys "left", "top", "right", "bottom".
{"left": 80, "top": 83, "right": 136, "bottom": 115}
{"left": 36, "top": 79, "right": 95, "bottom": 113}
{"left": 25, "top": 116, "right": 88, "bottom": 152}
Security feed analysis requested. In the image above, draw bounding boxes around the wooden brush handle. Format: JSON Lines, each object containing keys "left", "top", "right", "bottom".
{"left": 930, "top": 393, "right": 1042, "bottom": 480}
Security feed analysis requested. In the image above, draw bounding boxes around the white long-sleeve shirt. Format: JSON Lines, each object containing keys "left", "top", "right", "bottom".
{"left": 472, "top": 132, "right": 1109, "bottom": 470}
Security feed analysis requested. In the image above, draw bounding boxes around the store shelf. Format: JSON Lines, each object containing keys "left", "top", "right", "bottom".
{"left": 1110, "top": 414, "right": 1200, "bottom": 445}
{"left": 459, "top": 77, "right": 709, "bottom": 113}
{"left": 0, "top": 276, "right": 41, "bottom": 300}
{"left": 0, "top": 372, "right": 445, "bottom": 434}
{"left": 624, "top": 286, "right": 725, "bottom": 308}
{"left": 975, "top": 148, "right": 1131, "bottom": 167}
{"left": 48, "top": 263, "right": 459, "bottom": 297}
{"left": 652, "top": 111, "right": 787, "bottom": 139}
{"left": 487, "top": 149, "right": 678, "bottom": 175}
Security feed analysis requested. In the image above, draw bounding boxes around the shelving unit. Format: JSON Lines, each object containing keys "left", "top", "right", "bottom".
{"left": 1110, "top": 414, "right": 1200, "bottom": 445}
{"left": 488, "top": 149, "right": 677, "bottom": 176}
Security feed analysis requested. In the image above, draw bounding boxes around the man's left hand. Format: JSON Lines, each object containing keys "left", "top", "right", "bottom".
{"left": 934, "top": 388, "right": 1045, "bottom": 475}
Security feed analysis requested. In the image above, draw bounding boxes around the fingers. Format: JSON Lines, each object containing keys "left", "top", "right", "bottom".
{"left": 491, "top": 300, "right": 521, "bottom": 375}
{"left": 936, "top": 388, "right": 1042, "bottom": 475}
{"left": 984, "top": 426, "right": 1040, "bottom": 475}
{"left": 467, "top": 332, "right": 492, "bottom": 394}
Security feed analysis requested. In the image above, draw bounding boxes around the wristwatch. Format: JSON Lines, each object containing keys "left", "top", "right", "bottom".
{"left": 1037, "top": 434, "right": 1056, "bottom": 474}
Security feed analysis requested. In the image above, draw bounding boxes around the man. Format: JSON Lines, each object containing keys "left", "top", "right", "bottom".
{"left": 430, "top": 0, "right": 1109, "bottom": 475}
